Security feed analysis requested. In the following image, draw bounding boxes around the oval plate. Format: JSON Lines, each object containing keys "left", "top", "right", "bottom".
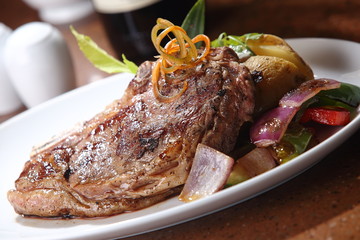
{"left": 0, "top": 38, "right": 359, "bottom": 240}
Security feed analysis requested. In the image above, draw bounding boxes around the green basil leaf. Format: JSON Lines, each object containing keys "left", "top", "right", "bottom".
{"left": 70, "top": 26, "right": 138, "bottom": 74}
{"left": 317, "top": 82, "right": 360, "bottom": 107}
{"left": 181, "top": 0, "right": 205, "bottom": 38}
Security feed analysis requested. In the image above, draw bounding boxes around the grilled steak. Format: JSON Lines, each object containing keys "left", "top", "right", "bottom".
{"left": 7, "top": 47, "right": 255, "bottom": 218}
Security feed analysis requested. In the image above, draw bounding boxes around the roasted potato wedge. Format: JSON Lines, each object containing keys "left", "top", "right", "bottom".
{"left": 244, "top": 34, "right": 314, "bottom": 114}
{"left": 246, "top": 34, "right": 314, "bottom": 80}
{"left": 244, "top": 56, "right": 311, "bottom": 114}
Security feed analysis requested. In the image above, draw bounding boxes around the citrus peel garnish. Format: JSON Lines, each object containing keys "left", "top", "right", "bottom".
{"left": 151, "top": 18, "right": 210, "bottom": 102}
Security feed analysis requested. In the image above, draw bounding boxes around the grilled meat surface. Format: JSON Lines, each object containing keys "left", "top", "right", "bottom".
{"left": 7, "top": 47, "right": 255, "bottom": 218}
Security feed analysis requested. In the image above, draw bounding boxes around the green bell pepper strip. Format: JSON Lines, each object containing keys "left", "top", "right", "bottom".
{"left": 274, "top": 124, "right": 313, "bottom": 164}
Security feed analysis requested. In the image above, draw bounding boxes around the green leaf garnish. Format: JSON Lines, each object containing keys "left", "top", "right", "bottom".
{"left": 119, "top": 54, "right": 138, "bottom": 74}
{"left": 211, "top": 33, "right": 263, "bottom": 58}
{"left": 70, "top": 26, "right": 138, "bottom": 74}
{"left": 181, "top": 0, "right": 205, "bottom": 38}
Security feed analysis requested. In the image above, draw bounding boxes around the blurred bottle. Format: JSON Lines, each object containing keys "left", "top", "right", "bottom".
{"left": 92, "top": 0, "right": 195, "bottom": 64}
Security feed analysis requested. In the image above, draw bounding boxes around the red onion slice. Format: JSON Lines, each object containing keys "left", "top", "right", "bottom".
{"left": 280, "top": 78, "right": 341, "bottom": 107}
{"left": 179, "top": 144, "right": 234, "bottom": 202}
{"left": 250, "top": 78, "right": 341, "bottom": 147}
{"left": 250, "top": 106, "right": 299, "bottom": 147}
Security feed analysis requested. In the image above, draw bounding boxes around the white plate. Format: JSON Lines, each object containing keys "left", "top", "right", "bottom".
{"left": 0, "top": 38, "right": 359, "bottom": 240}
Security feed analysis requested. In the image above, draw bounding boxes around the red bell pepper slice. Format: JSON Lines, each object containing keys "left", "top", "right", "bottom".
{"left": 300, "top": 107, "right": 351, "bottom": 126}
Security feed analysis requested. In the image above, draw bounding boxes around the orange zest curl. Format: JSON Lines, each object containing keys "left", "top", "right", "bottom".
{"left": 151, "top": 18, "right": 210, "bottom": 102}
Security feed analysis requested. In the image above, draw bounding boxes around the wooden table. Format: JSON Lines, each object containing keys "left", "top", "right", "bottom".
{"left": 1, "top": 1, "right": 359, "bottom": 239}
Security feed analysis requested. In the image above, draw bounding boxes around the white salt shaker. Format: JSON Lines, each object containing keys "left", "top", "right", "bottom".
{"left": 0, "top": 23, "right": 23, "bottom": 115}
{"left": 3, "top": 22, "right": 76, "bottom": 108}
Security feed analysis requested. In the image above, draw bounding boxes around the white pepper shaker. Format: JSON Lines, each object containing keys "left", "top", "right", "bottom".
{"left": 3, "top": 22, "right": 76, "bottom": 108}
{"left": 0, "top": 23, "right": 23, "bottom": 115}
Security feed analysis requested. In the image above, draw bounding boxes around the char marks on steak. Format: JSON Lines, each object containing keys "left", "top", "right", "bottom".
{"left": 7, "top": 47, "right": 255, "bottom": 218}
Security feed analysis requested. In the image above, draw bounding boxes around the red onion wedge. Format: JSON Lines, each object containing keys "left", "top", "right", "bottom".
{"left": 250, "top": 79, "right": 341, "bottom": 147}
{"left": 237, "top": 147, "right": 277, "bottom": 177}
{"left": 227, "top": 147, "right": 277, "bottom": 186}
{"left": 179, "top": 144, "right": 234, "bottom": 203}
